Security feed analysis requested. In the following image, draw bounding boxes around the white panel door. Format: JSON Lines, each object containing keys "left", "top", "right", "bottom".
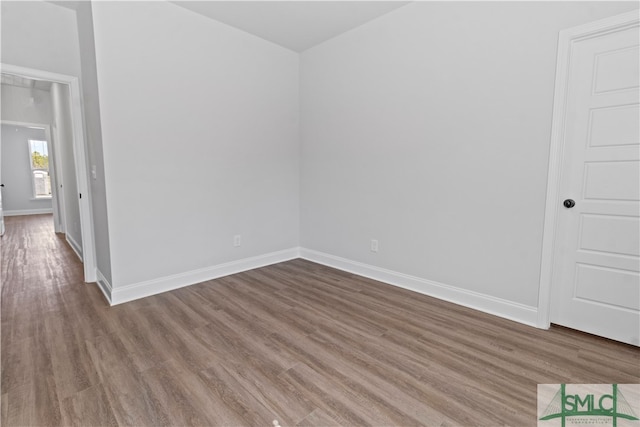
{"left": 550, "top": 19, "right": 640, "bottom": 346}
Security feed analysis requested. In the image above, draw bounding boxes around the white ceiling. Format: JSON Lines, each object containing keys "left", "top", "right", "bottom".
{"left": 171, "top": 1, "right": 411, "bottom": 52}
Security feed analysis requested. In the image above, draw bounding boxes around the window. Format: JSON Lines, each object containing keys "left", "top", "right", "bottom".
{"left": 28, "top": 139, "right": 51, "bottom": 199}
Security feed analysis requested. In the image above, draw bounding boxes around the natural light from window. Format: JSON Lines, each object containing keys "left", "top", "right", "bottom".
{"left": 28, "top": 139, "right": 51, "bottom": 199}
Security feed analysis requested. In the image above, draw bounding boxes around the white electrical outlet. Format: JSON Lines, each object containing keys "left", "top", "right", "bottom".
{"left": 370, "top": 239, "right": 379, "bottom": 253}
{"left": 234, "top": 235, "right": 241, "bottom": 247}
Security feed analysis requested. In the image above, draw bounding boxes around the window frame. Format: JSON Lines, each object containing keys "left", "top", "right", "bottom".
{"left": 27, "top": 139, "right": 52, "bottom": 200}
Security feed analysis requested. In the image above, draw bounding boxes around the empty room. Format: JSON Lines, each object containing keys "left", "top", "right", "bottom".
{"left": 1, "top": 1, "right": 639, "bottom": 426}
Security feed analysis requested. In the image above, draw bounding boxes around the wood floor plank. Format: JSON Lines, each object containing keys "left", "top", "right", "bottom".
{"left": 44, "top": 311, "right": 100, "bottom": 399}
{"left": 85, "top": 332, "right": 143, "bottom": 384}
{"left": 150, "top": 357, "right": 253, "bottom": 426}
{"left": 275, "top": 285, "right": 389, "bottom": 338}
{"left": 60, "top": 383, "right": 118, "bottom": 427}
{"left": 272, "top": 329, "right": 455, "bottom": 426}
{"left": 299, "top": 329, "right": 454, "bottom": 426}
{"left": 4, "top": 376, "right": 62, "bottom": 427}
{"left": 279, "top": 363, "right": 377, "bottom": 427}
{"left": 2, "top": 214, "right": 639, "bottom": 426}
{"left": 225, "top": 279, "right": 319, "bottom": 335}
{"left": 168, "top": 285, "right": 222, "bottom": 317}
{"left": 138, "top": 359, "right": 219, "bottom": 426}
{"left": 217, "top": 355, "right": 316, "bottom": 426}
{"left": 1, "top": 393, "right": 7, "bottom": 427}
{"left": 1, "top": 336, "right": 32, "bottom": 393}
{"left": 296, "top": 408, "right": 342, "bottom": 427}
{"left": 213, "top": 276, "right": 318, "bottom": 338}
{"left": 197, "top": 362, "right": 280, "bottom": 426}
{"left": 2, "top": 321, "right": 55, "bottom": 396}
{"left": 0, "top": 292, "right": 46, "bottom": 347}
{"left": 88, "top": 334, "right": 173, "bottom": 426}
{"left": 151, "top": 291, "right": 210, "bottom": 331}
{"left": 140, "top": 304, "right": 221, "bottom": 372}
{"left": 104, "top": 304, "right": 171, "bottom": 372}
{"left": 193, "top": 308, "right": 298, "bottom": 374}
{"left": 101, "top": 370, "right": 173, "bottom": 427}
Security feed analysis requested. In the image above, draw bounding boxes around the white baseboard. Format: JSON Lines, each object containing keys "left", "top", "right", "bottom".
{"left": 96, "top": 269, "right": 113, "bottom": 305}
{"left": 3, "top": 208, "right": 53, "bottom": 216}
{"left": 99, "top": 244, "right": 538, "bottom": 328}
{"left": 299, "top": 248, "right": 538, "bottom": 327}
{"left": 109, "top": 247, "right": 300, "bottom": 305}
{"left": 66, "top": 233, "right": 83, "bottom": 261}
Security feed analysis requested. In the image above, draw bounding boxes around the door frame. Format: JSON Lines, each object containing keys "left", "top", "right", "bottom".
{"left": 537, "top": 10, "right": 639, "bottom": 329}
{"left": 1, "top": 63, "right": 97, "bottom": 283}
{"left": 0, "top": 120, "right": 65, "bottom": 233}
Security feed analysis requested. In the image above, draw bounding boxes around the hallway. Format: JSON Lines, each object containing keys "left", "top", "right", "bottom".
{"left": 1, "top": 214, "right": 106, "bottom": 425}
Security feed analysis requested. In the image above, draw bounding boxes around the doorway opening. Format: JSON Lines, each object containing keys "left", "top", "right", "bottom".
{"left": 1, "top": 123, "right": 55, "bottom": 224}
{"left": 1, "top": 64, "right": 97, "bottom": 283}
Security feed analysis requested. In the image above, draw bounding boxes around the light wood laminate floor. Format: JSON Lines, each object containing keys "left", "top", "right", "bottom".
{"left": 1, "top": 214, "right": 639, "bottom": 426}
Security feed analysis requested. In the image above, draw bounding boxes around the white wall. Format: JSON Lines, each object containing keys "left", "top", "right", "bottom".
{"left": 91, "top": 1, "right": 299, "bottom": 288}
{"left": 51, "top": 83, "right": 82, "bottom": 254}
{"left": 0, "top": 1, "right": 81, "bottom": 77}
{"left": 1, "top": 124, "right": 52, "bottom": 213}
{"left": 1, "top": 84, "right": 52, "bottom": 125}
{"left": 300, "top": 2, "right": 639, "bottom": 312}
